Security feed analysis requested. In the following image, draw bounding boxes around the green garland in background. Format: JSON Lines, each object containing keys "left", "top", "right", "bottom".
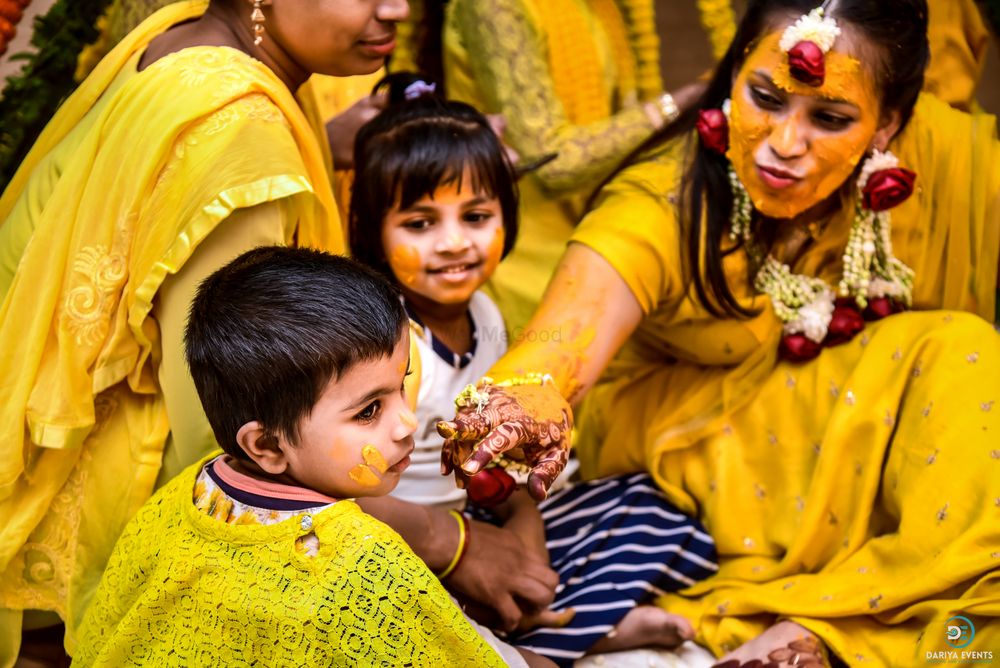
{"left": 0, "top": 0, "right": 113, "bottom": 193}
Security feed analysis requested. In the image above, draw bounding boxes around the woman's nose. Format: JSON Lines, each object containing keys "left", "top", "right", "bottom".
{"left": 377, "top": 0, "right": 410, "bottom": 23}
{"left": 768, "top": 111, "right": 808, "bottom": 159}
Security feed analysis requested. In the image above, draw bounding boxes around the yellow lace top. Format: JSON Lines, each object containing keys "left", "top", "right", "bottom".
{"left": 73, "top": 456, "right": 505, "bottom": 667}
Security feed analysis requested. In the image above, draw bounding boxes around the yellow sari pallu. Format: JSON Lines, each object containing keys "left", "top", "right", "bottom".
{"left": 0, "top": 1, "right": 341, "bottom": 657}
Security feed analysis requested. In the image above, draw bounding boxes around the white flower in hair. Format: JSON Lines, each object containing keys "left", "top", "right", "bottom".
{"left": 779, "top": 7, "right": 841, "bottom": 54}
{"left": 721, "top": 98, "right": 732, "bottom": 119}
{"left": 856, "top": 149, "right": 900, "bottom": 192}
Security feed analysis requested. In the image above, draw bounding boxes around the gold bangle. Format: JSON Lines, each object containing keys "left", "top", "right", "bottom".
{"left": 657, "top": 92, "right": 679, "bottom": 125}
{"left": 436, "top": 510, "right": 469, "bottom": 580}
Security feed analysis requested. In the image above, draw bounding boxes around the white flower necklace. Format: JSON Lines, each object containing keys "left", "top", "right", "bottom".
{"left": 728, "top": 151, "right": 915, "bottom": 344}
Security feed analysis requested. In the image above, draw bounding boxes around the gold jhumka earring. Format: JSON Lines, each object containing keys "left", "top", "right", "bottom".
{"left": 251, "top": 0, "right": 267, "bottom": 45}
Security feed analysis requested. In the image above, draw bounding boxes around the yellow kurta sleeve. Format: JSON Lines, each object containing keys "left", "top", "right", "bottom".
{"left": 447, "top": 0, "right": 655, "bottom": 195}
{"left": 153, "top": 202, "right": 286, "bottom": 487}
{"left": 571, "top": 146, "right": 687, "bottom": 315}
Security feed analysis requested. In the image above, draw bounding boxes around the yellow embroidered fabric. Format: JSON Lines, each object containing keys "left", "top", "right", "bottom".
{"left": 444, "top": 0, "right": 660, "bottom": 334}
{"left": 0, "top": 1, "right": 341, "bottom": 658}
{"left": 73, "top": 458, "right": 505, "bottom": 667}
{"left": 565, "top": 93, "right": 1000, "bottom": 663}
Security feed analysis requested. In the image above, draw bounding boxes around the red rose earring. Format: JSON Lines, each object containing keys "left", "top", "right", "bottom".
{"left": 696, "top": 106, "right": 729, "bottom": 155}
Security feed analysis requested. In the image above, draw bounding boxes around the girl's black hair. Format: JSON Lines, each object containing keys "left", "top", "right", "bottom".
{"left": 603, "top": 0, "right": 929, "bottom": 318}
{"left": 349, "top": 71, "right": 519, "bottom": 282}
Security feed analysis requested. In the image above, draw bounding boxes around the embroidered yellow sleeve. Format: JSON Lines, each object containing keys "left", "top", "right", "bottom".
{"left": 451, "top": 0, "right": 654, "bottom": 194}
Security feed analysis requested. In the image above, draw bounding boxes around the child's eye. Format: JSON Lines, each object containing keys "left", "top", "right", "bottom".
{"left": 463, "top": 211, "right": 493, "bottom": 225}
{"left": 355, "top": 400, "right": 381, "bottom": 423}
{"left": 750, "top": 86, "right": 782, "bottom": 110}
{"left": 401, "top": 218, "right": 433, "bottom": 231}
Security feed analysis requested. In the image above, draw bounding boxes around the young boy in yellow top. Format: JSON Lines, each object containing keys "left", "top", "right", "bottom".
{"left": 73, "top": 247, "right": 549, "bottom": 667}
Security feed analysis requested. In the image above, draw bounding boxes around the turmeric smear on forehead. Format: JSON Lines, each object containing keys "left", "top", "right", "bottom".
{"left": 754, "top": 31, "right": 874, "bottom": 108}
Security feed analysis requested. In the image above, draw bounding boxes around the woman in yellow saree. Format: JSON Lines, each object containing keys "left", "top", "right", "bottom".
{"left": 0, "top": 0, "right": 408, "bottom": 661}
{"left": 436, "top": 0, "right": 1000, "bottom": 665}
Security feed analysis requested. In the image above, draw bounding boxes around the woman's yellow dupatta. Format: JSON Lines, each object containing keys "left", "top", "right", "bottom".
{"left": 0, "top": 0, "right": 341, "bottom": 640}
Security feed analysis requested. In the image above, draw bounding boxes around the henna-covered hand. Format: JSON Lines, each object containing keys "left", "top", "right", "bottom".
{"left": 437, "top": 380, "right": 572, "bottom": 501}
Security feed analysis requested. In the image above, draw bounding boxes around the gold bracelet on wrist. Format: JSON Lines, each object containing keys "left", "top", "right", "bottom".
{"left": 436, "top": 510, "right": 470, "bottom": 580}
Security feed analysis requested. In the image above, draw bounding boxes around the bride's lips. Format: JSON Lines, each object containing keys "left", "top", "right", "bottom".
{"left": 357, "top": 34, "right": 396, "bottom": 58}
{"left": 757, "top": 164, "right": 802, "bottom": 190}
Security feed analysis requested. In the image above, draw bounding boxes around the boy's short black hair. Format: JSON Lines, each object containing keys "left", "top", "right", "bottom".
{"left": 185, "top": 246, "right": 406, "bottom": 459}
{"left": 349, "top": 72, "right": 519, "bottom": 281}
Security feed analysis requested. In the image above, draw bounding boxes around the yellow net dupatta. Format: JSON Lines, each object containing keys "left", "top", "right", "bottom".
{"left": 0, "top": 0, "right": 339, "bottom": 514}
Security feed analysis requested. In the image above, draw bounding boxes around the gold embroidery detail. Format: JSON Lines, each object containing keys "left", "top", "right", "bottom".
{"left": 754, "top": 483, "right": 766, "bottom": 499}
{"left": 936, "top": 503, "right": 949, "bottom": 522}
{"left": 883, "top": 410, "right": 894, "bottom": 427}
{"left": 927, "top": 449, "right": 939, "bottom": 465}
{"left": 922, "top": 401, "right": 934, "bottom": 417}
{"left": 967, "top": 351, "right": 980, "bottom": 363}
{"left": 785, "top": 372, "right": 796, "bottom": 388}
{"left": 63, "top": 241, "right": 128, "bottom": 346}
{"left": 981, "top": 400, "right": 995, "bottom": 412}
{"left": 892, "top": 347, "right": 902, "bottom": 361}
{"left": 829, "top": 381, "right": 840, "bottom": 399}
{"left": 868, "top": 594, "right": 882, "bottom": 610}
{"left": 845, "top": 390, "right": 856, "bottom": 406}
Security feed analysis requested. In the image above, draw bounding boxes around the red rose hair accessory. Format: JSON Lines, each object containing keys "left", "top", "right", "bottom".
{"left": 779, "top": 6, "right": 841, "bottom": 87}
{"left": 696, "top": 108, "right": 729, "bottom": 154}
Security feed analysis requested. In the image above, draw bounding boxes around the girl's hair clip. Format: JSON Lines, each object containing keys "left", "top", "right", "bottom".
{"left": 403, "top": 80, "right": 437, "bottom": 100}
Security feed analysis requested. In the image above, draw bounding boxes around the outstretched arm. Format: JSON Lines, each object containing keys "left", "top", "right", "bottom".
{"left": 440, "top": 242, "right": 644, "bottom": 497}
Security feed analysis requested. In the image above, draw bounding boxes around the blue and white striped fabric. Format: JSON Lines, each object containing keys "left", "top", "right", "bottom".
{"left": 469, "top": 472, "right": 717, "bottom": 666}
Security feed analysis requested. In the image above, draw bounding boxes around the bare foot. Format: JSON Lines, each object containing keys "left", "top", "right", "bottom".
{"left": 588, "top": 606, "right": 695, "bottom": 654}
{"left": 711, "top": 621, "right": 826, "bottom": 668}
